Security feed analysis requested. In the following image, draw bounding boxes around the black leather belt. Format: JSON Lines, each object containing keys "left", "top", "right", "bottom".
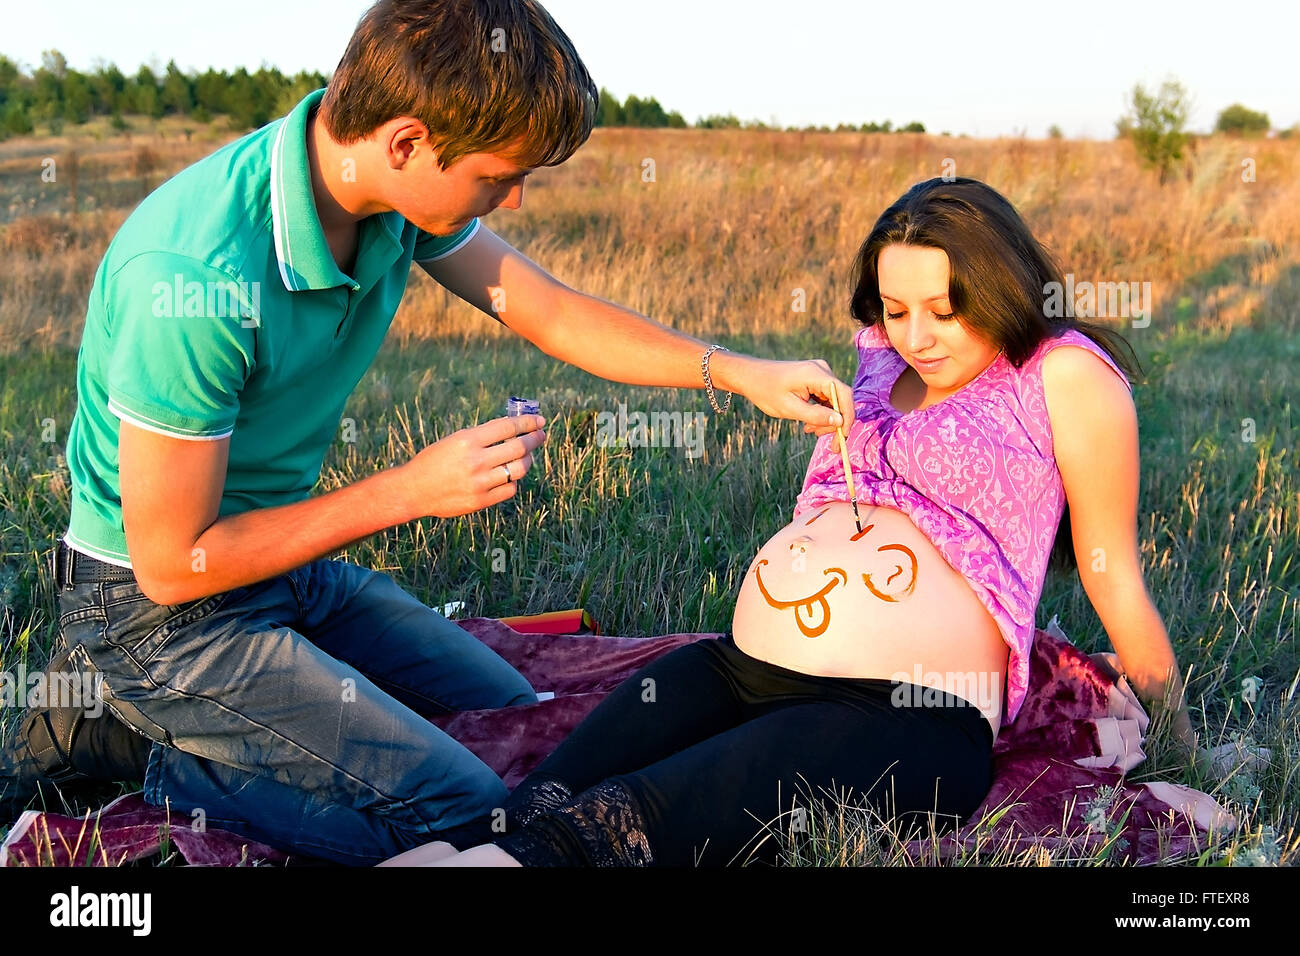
{"left": 50, "top": 540, "right": 136, "bottom": 588}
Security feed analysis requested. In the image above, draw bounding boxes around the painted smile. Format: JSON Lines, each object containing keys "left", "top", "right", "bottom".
{"left": 752, "top": 560, "right": 847, "bottom": 638}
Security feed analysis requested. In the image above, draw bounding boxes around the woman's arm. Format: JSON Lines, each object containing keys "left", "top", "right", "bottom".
{"left": 1042, "top": 345, "right": 1198, "bottom": 755}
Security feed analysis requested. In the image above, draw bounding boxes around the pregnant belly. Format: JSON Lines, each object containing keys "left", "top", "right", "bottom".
{"left": 731, "top": 500, "right": 1008, "bottom": 743}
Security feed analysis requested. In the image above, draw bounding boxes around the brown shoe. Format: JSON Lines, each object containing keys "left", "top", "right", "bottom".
{"left": 0, "top": 647, "right": 97, "bottom": 822}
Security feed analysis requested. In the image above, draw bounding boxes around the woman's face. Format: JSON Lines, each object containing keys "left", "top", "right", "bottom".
{"left": 877, "top": 243, "right": 1001, "bottom": 396}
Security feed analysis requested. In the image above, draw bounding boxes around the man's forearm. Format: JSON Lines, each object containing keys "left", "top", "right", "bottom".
{"left": 154, "top": 466, "right": 414, "bottom": 604}
{"left": 542, "top": 290, "right": 753, "bottom": 395}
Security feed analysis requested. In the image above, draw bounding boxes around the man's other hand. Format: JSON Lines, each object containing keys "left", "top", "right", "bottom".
{"left": 397, "top": 414, "right": 547, "bottom": 519}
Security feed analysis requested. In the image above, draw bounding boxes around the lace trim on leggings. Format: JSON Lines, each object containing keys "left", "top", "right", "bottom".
{"left": 506, "top": 776, "right": 576, "bottom": 830}
{"left": 495, "top": 778, "right": 656, "bottom": 867}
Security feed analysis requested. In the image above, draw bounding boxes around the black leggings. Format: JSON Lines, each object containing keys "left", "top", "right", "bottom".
{"left": 481, "top": 634, "right": 994, "bottom": 866}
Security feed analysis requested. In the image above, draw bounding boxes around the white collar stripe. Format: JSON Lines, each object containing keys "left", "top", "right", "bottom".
{"left": 270, "top": 118, "right": 299, "bottom": 292}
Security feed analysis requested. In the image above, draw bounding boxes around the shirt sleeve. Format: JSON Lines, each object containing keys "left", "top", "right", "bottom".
{"left": 412, "top": 218, "right": 481, "bottom": 262}
{"left": 853, "top": 327, "right": 874, "bottom": 390}
{"left": 104, "top": 251, "right": 256, "bottom": 440}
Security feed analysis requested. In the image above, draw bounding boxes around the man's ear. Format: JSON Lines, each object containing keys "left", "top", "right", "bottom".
{"left": 384, "top": 117, "right": 432, "bottom": 171}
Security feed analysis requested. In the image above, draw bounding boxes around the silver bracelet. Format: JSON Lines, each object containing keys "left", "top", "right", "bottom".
{"left": 701, "top": 344, "right": 732, "bottom": 414}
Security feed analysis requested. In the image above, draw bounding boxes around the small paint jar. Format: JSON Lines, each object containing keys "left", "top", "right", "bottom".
{"left": 506, "top": 396, "right": 540, "bottom": 417}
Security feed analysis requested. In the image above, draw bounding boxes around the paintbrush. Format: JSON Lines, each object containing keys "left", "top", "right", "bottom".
{"left": 828, "top": 388, "right": 863, "bottom": 533}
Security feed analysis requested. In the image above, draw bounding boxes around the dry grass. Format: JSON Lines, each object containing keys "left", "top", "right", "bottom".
{"left": 2, "top": 127, "right": 1296, "bottom": 353}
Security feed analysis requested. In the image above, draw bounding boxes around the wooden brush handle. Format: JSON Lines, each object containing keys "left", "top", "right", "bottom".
{"left": 828, "top": 388, "right": 856, "bottom": 499}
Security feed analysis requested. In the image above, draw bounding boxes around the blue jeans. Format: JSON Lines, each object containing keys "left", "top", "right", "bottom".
{"left": 54, "top": 552, "right": 537, "bottom": 865}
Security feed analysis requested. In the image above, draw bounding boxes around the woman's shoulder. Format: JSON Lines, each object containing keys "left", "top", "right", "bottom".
{"left": 1024, "top": 326, "right": 1131, "bottom": 393}
{"left": 995, "top": 327, "right": 1133, "bottom": 455}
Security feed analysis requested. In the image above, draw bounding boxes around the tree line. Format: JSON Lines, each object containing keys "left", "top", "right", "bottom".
{"left": 0, "top": 51, "right": 931, "bottom": 139}
{"left": 595, "top": 87, "right": 925, "bottom": 133}
{"left": 0, "top": 50, "right": 327, "bottom": 138}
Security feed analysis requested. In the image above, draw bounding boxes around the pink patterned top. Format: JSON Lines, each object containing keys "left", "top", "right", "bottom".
{"left": 794, "top": 324, "right": 1131, "bottom": 724}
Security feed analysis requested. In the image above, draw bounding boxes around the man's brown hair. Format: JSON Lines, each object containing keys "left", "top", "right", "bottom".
{"left": 320, "top": 0, "right": 598, "bottom": 169}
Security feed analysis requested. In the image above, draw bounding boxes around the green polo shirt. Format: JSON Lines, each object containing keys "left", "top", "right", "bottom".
{"left": 63, "top": 88, "right": 480, "bottom": 567}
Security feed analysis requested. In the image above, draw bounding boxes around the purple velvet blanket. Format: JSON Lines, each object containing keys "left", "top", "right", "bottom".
{"left": 1, "top": 616, "right": 1236, "bottom": 866}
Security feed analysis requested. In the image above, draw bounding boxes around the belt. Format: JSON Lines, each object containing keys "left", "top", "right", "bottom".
{"left": 50, "top": 540, "right": 136, "bottom": 588}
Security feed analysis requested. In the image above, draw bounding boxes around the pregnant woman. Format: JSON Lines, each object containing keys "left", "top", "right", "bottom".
{"left": 381, "top": 176, "right": 1197, "bottom": 867}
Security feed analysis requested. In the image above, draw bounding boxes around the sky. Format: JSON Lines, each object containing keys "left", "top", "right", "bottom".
{"left": 6, "top": 0, "right": 1298, "bottom": 138}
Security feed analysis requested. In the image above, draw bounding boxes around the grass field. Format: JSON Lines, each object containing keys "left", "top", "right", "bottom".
{"left": 0, "top": 114, "right": 1295, "bottom": 865}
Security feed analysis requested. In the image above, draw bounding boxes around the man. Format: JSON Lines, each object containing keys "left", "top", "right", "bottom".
{"left": 1, "top": 0, "right": 851, "bottom": 865}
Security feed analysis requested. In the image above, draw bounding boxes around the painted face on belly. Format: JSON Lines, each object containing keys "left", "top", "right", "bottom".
{"left": 743, "top": 504, "right": 920, "bottom": 638}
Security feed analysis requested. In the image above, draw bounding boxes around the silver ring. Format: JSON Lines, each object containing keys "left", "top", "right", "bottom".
{"left": 500, "top": 464, "right": 512, "bottom": 484}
